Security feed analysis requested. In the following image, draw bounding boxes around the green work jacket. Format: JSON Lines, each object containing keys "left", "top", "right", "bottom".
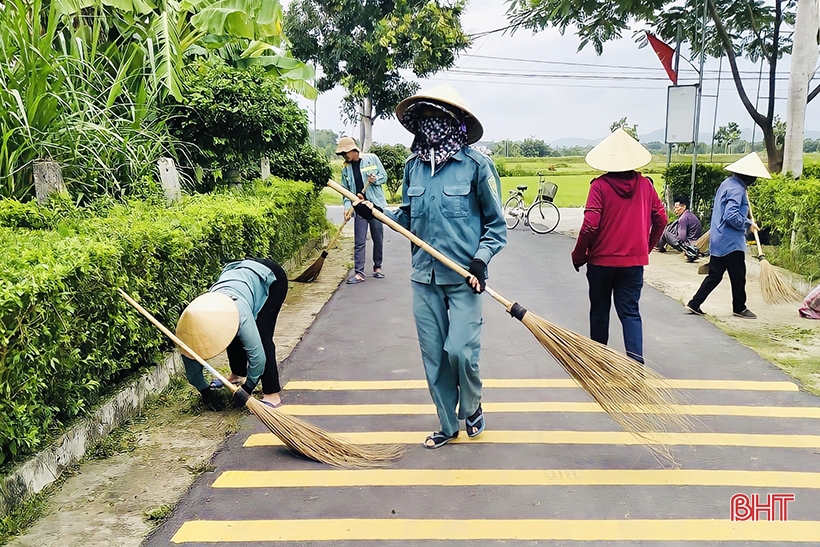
{"left": 386, "top": 147, "right": 506, "bottom": 285}
{"left": 340, "top": 153, "right": 388, "bottom": 210}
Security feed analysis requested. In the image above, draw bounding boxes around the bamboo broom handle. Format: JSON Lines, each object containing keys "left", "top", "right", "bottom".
{"left": 327, "top": 181, "right": 515, "bottom": 311}
{"left": 117, "top": 288, "right": 238, "bottom": 394}
{"left": 746, "top": 192, "right": 765, "bottom": 258}
{"left": 325, "top": 178, "right": 374, "bottom": 251}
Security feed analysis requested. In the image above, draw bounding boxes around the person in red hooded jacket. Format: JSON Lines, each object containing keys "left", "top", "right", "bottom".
{"left": 571, "top": 129, "right": 667, "bottom": 363}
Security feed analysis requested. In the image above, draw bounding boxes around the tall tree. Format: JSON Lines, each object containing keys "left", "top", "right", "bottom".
{"left": 285, "top": 0, "right": 471, "bottom": 151}
{"left": 506, "top": 0, "right": 817, "bottom": 173}
{"left": 782, "top": 0, "right": 819, "bottom": 176}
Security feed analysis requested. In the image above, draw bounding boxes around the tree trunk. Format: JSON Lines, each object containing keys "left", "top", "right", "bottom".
{"left": 708, "top": 0, "right": 781, "bottom": 172}
{"left": 359, "top": 97, "right": 373, "bottom": 153}
{"left": 762, "top": 125, "right": 783, "bottom": 174}
{"left": 783, "top": 0, "right": 820, "bottom": 176}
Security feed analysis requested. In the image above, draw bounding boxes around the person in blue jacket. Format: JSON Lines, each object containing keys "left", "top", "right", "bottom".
{"left": 354, "top": 84, "right": 506, "bottom": 449}
{"left": 337, "top": 136, "right": 389, "bottom": 284}
{"left": 175, "top": 258, "right": 288, "bottom": 409}
{"left": 686, "top": 153, "right": 768, "bottom": 319}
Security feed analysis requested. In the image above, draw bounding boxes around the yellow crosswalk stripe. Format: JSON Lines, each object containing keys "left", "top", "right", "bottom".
{"left": 171, "top": 518, "right": 820, "bottom": 543}
{"left": 281, "top": 401, "right": 820, "bottom": 418}
{"left": 244, "top": 430, "right": 820, "bottom": 449}
{"left": 212, "top": 468, "right": 820, "bottom": 489}
{"left": 284, "top": 378, "right": 798, "bottom": 391}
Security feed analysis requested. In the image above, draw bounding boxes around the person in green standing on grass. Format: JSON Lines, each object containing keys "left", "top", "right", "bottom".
{"left": 353, "top": 84, "right": 507, "bottom": 449}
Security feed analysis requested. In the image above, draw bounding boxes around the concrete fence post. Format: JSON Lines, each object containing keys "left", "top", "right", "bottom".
{"left": 157, "top": 157, "right": 181, "bottom": 203}
{"left": 261, "top": 157, "right": 271, "bottom": 180}
{"left": 33, "top": 161, "right": 66, "bottom": 204}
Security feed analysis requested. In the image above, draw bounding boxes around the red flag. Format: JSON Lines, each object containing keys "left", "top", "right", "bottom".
{"left": 646, "top": 31, "right": 677, "bottom": 85}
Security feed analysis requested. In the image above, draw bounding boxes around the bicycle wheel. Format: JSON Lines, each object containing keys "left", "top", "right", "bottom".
{"left": 504, "top": 195, "right": 524, "bottom": 230}
{"left": 526, "top": 199, "right": 560, "bottom": 234}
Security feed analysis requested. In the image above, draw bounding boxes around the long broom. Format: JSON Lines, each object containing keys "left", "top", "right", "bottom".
{"left": 746, "top": 196, "right": 802, "bottom": 305}
{"left": 328, "top": 181, "right": 690, "bottom": 465}
{"left": 118, "top": 288, "right": 404, "bottom": 468}
{"left": 292, "top": 178, "right": 374, "bottom": 283}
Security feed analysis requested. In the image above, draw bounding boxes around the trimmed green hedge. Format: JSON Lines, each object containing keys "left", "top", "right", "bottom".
{"left": 748, "top": 174, "right": 820, "bottom": 279}
{"left": 0, "top": 179, "right": 328, "bottom": 466}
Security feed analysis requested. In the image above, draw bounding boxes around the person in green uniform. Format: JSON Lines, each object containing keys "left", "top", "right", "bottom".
{"left": 355, "top": 84, "right": 506, "bottom": 448}
{"left": 175, "top": 258, "right": 288, "bottom": 410}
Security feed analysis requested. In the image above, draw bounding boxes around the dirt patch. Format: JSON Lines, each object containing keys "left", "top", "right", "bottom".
{"left": 643, "top": 250, "right": 820, "bottom": 393}
{"left": 4, "top": 232, "right": 354, "bottom": 547}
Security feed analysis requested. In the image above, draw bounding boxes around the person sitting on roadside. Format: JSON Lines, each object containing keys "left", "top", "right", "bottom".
{"left": 655, "top": 196, "right": 703, "bottom": 262}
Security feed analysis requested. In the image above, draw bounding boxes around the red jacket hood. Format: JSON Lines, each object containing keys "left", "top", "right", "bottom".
{"left": 600, "top": 171, "right": 641, "bottom": 198}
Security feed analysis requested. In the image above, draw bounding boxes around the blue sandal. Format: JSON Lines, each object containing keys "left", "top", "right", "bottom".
{"left": 424, "top": 431, "right": 458, "bottom": 449}
{"left": 466, "top": 404, "right": 484, "bottom": 438}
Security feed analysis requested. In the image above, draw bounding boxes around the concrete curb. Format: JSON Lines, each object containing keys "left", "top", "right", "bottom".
{"left": 0, "top": 352, "right": 182, "bottom": 517}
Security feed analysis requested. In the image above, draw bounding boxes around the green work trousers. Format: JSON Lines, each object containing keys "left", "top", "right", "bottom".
{"left": 411, "top": 279, "right": 483, "bottom": 436}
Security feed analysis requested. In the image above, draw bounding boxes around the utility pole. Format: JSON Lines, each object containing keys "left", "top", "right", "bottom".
{"left": 688, "top": 0, "right": 708, "bottom": 208}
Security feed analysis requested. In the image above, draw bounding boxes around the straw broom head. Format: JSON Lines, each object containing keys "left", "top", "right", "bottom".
{"left": 292, "top": 250, "right": 328, "bottom": 283}
{"left": 243, "top": 396, "right": 404, "bottom": 468}
{"left": 292, "top": 183, "right": 362, "bottom": 283}
{"left": 118, "top": 288, "right": 403, "bottom": 468}
{"left": 694, "top": 230, "right": 710, "bottom": 253}
{"left": 758, "top": 257, "right": 802, "bottom": 305}
{"left": 745, "top": 195, "right": 802, "bottom": 305}
{"left": 513, "top": 304, "right": 692, "bottom": 466}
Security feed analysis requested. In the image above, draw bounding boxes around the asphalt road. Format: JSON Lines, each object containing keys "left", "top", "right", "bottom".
{"left": 145, "top": 211, "right": 820, "bottom": 546}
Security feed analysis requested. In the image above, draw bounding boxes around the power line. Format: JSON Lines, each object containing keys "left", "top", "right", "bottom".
{"left": 461, "top": 53, "right": 793, "bottom": 76}
{"left": 446, "top": 67, "right": 792, "bottom": 82}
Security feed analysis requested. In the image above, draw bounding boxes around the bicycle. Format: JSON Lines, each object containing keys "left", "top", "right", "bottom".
{"left": 503, "top": 173, "right": 560, "bottom": 234}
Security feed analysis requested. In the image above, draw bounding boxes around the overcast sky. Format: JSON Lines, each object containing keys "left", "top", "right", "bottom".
{"left": 294, "top": 0, "right": 820, "bottom": 147}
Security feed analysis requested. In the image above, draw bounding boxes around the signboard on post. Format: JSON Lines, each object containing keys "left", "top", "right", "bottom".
{"left": 665, "top": 85, "right": 698, "bottom": 143}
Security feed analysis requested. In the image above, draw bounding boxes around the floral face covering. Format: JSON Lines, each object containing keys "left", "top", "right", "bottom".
{"left": 403, "top": 101, "right": 467, "bottom": 176}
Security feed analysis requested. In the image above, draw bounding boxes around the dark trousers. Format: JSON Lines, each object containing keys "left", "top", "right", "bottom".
{"left": 354, "top": 214, "right": 383, "bottom": 275}
{"left": 689, "top": 251, "right": 747, "bottom": 313}
{"left": 586, "top": 264, "right": 645, "bottom": 364}
{"left": 656, "top": 226, "right": 682, "bottom": 251}
{"left": 226, "top": 259, "right": 288, "bottom": 394}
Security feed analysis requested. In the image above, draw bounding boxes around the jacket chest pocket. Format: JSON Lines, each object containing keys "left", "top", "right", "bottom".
{"left": 406, "top": 186, "right": 426, "bottom": 218}
{"left": 442, "top": 184, "right": 471, "bottom": 218}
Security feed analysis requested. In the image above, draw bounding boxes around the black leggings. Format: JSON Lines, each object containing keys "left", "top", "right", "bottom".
{"left": 226, "top": 259, "right": 288, "bottom": 394}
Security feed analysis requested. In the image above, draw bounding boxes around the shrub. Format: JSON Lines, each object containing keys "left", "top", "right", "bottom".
{"left": 0, "top": 178, "right": 328, "bottom": 467}
{"left": 663, "top": 163, "right": 728, "bottom": 223}
{"left": 267, "top": 144, "right": 332, "bottom": 192}
{"left": 368, "top": 143, "right": 409, "bottom": 201}
{"left": 164, "top": 59, "right": 329, "bottom": 190}
{"left": 748, "top": 174, "right": 820, "bottom": 263}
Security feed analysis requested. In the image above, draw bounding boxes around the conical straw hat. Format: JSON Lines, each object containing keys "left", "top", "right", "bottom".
{"left": 395, "top": 84, "right": 483, "bottom": 144}
{"left": 585, "top": 127, "right": 652, "bottom": 172}
{"left": 585, "top": 128, "right": 652, "bottom": 172}
{"left": 175, "top": 292, "right": 239, "bottom": 359}
{"left": 725, "top": 152, "right": 771, "bottom": 179}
